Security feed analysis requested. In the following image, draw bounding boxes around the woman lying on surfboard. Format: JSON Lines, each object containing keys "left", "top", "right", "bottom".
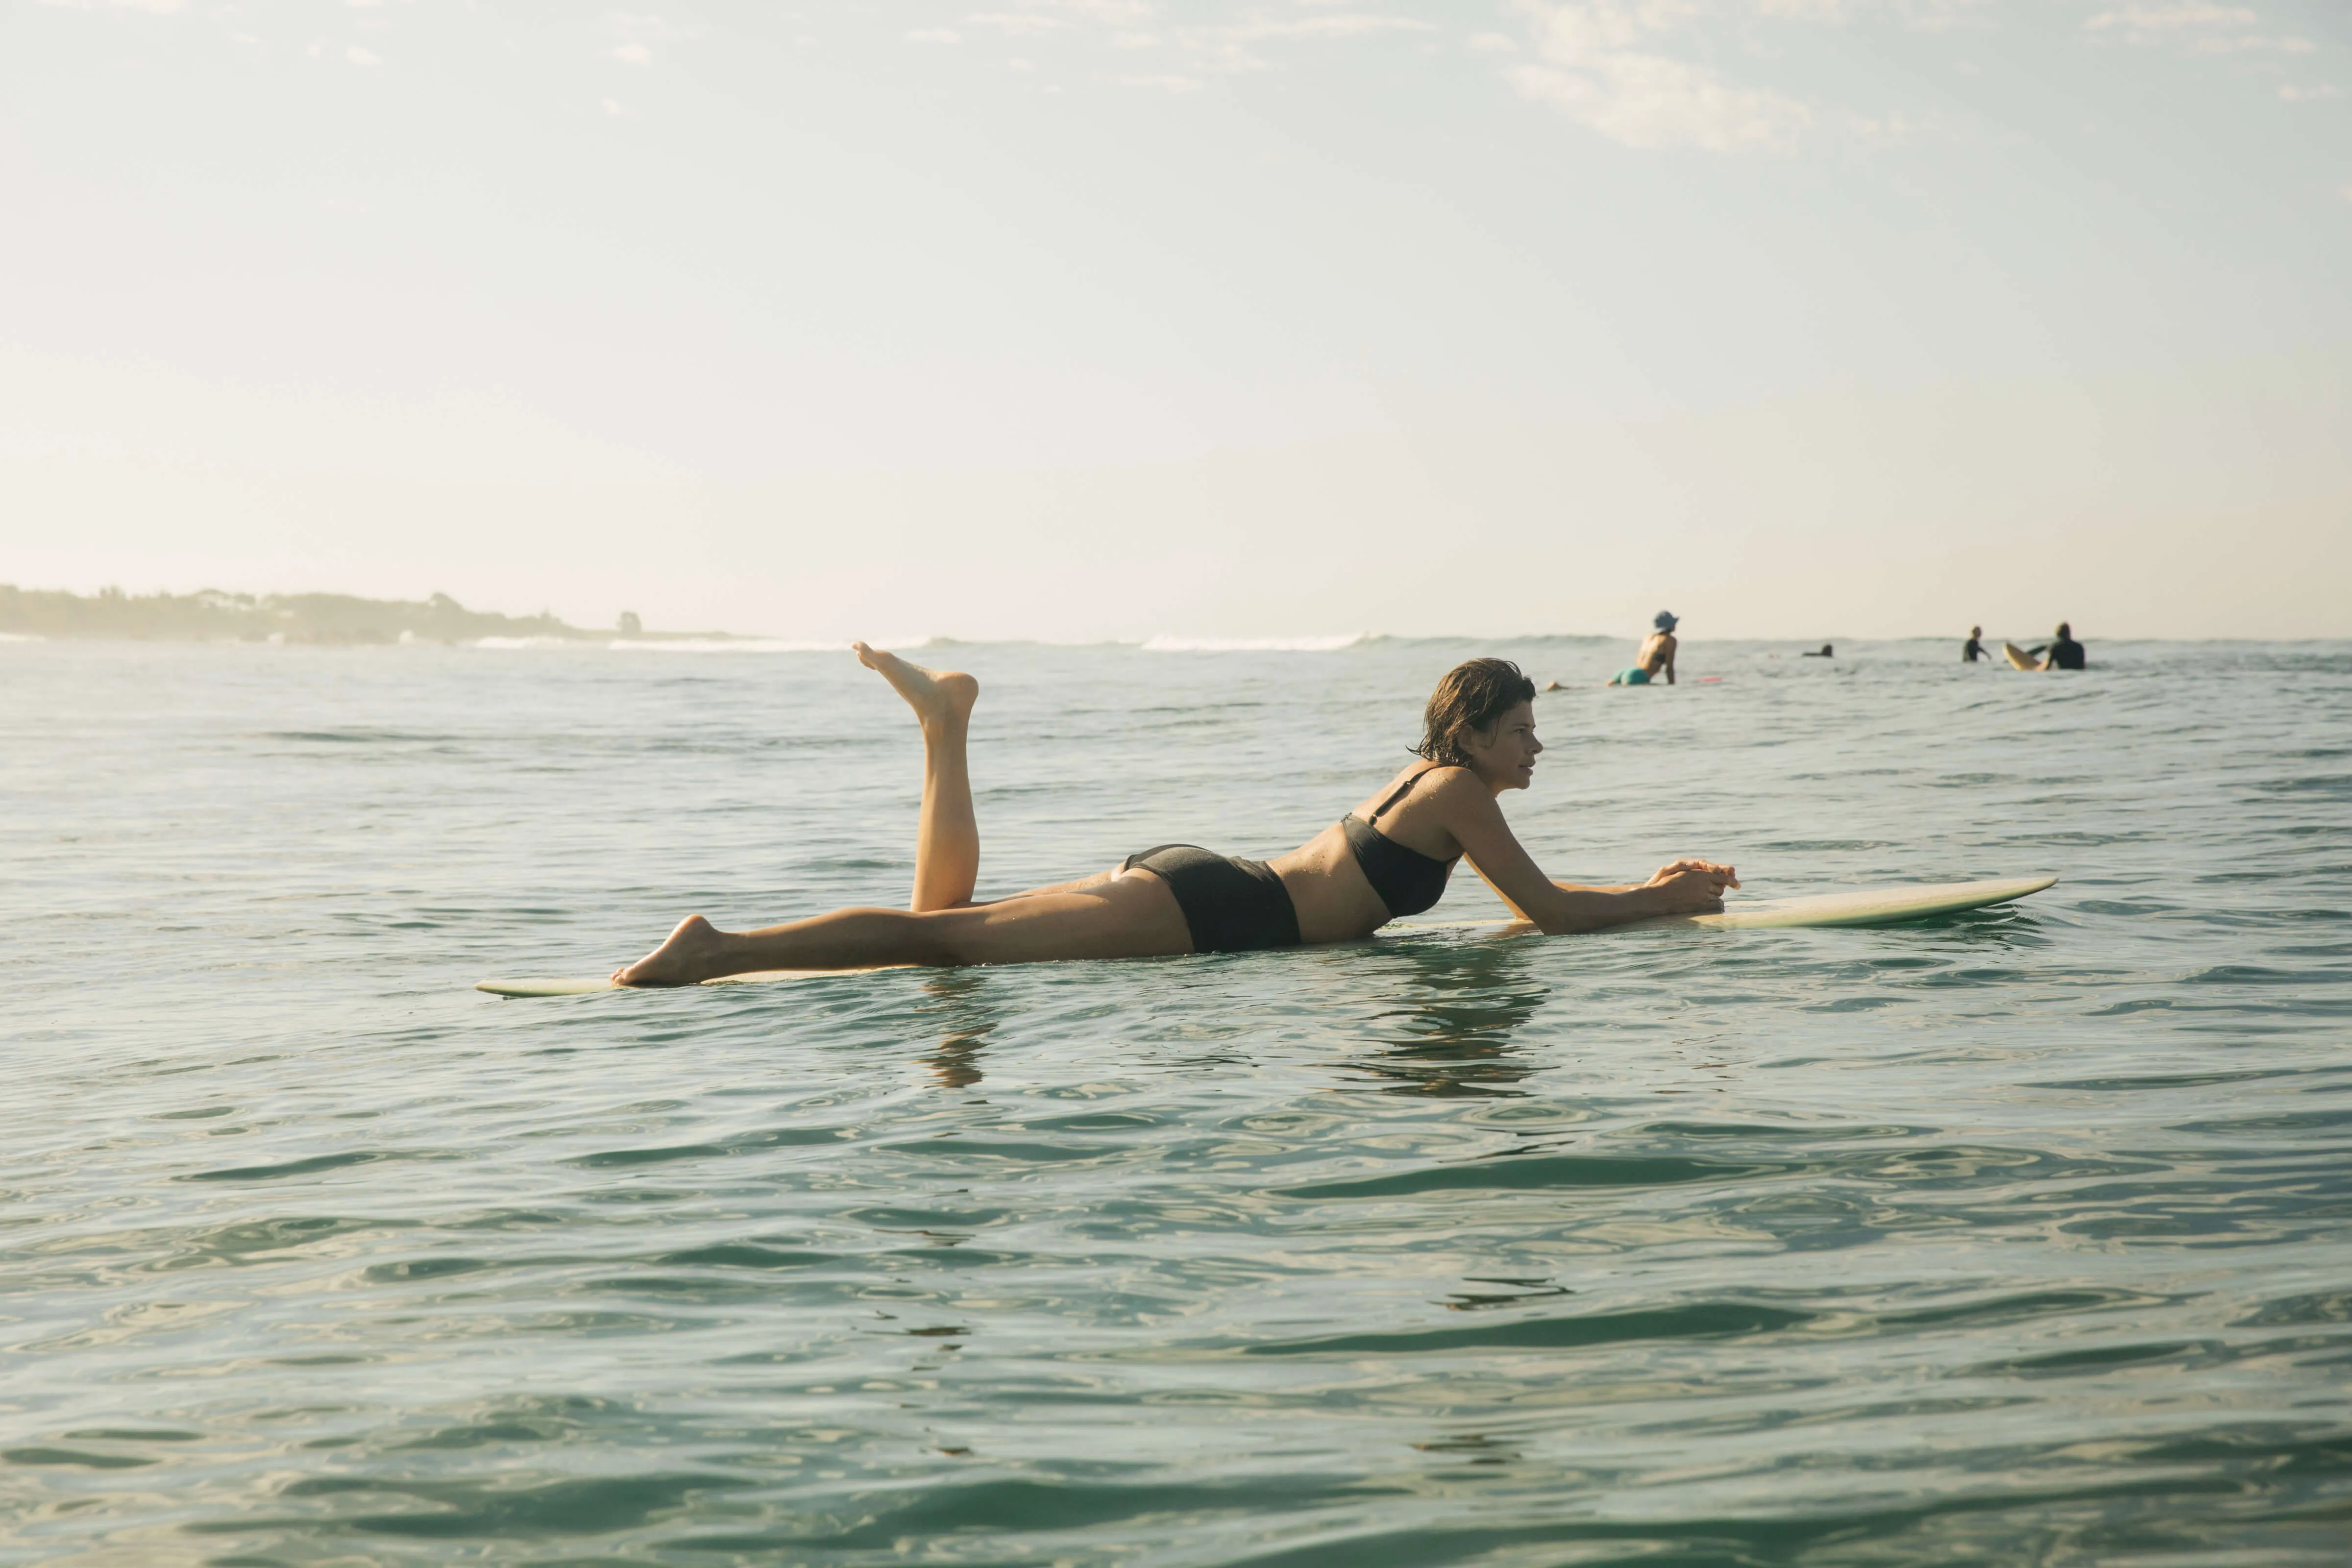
{"left": 612, "top": 649, "right": 1739, "bottom": 985}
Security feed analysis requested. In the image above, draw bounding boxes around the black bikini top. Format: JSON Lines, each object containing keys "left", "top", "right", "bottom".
{"left": 1342, "top": 770, "right": 1458, "bottom": 919}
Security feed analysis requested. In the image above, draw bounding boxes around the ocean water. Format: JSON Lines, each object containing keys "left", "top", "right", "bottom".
{"left": 4, "top": 636, "right": 2349, "bottom": 1566}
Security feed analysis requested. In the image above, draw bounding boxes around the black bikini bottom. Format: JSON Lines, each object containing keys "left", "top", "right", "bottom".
{"left": 1124, "top": 844, "right": 1301, "bottom": 954}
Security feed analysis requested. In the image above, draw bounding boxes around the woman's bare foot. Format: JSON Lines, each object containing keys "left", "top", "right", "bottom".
{"left": 853, "top": 642, "right": 978, "bottom": 730}
{"left": 613, "top": 914, "right": 730, "bottom": 987}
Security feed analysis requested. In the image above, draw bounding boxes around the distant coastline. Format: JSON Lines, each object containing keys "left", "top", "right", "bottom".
{"left": 0, "top": 585, "right": 740, "bottom": 646}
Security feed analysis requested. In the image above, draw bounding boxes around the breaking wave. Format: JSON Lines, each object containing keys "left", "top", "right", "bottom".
{"left": 467, "top": 637, "right": 845, "bottom": 652}
{"left": 1140, "top": 633, "right": 1368, "bottom": 653}
{"left": 606, "top": 638, "right": 846, "bottom": 653}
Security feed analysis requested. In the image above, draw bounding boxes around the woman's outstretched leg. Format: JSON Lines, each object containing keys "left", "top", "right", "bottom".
{"left": 615, "top": 907, "right": 939, "bottom": 983}
{"left": 853, "top": 641, "right": 980, "bottom": 912}
{"left": 611, "top": 872, "right": 1191, "bottom": 985}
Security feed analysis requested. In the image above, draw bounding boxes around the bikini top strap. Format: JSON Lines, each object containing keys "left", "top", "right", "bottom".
{"left": 1369, "top": 766, "right": 1440, "bottom": 824}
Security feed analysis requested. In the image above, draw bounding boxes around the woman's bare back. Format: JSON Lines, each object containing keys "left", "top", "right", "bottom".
{"left": 1270, "top": 762, "right": 1467, "bottom": 942}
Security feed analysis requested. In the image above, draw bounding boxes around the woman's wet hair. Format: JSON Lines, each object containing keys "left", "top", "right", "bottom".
{"left": 1417, "top": 658, "right": 1538, "bottom": 767}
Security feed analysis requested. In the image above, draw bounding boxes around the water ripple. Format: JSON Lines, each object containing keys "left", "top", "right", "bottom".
{"left": 3, "top": 638, "right": 2349, "bottom": 1562}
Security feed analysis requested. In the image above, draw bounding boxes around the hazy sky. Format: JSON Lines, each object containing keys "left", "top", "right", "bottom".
{"left": 5, "top": 0, "right": 2348, "bottom": 641}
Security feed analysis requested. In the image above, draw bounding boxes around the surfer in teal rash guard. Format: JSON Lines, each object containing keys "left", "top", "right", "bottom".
{"left": 1607, "top": 612, "right": 1678, "bottom": 686}
{"left": 611, "top": 649, "right": 1738, "bottom": 984}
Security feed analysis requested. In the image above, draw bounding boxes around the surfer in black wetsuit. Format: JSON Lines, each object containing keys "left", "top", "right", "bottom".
{"left": 1962, "top": 627, "right": 1984, "bottom": 662}
{"left": 611, "top": 650, "right": 1739, "bottom": 983}
{"left": 2023, "top": 622, "right": 2086, "bottom": 671}
{"left": 1802, "top": 644, "right": 1833, "bottom": 658}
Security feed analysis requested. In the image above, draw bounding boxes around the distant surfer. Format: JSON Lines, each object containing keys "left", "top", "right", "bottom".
{"left": 1607, "top": 612, "right": 1677, "bottom": 686}
{"left": 1962, "top": 626, "right": 1985, "bottom": 662}
{"left": 2006, "top": 622, "right": 2086, "bottom": 671}
{"left": 1802, "top": 643, "right": 1833, "bottom": 658}
{"left": 612, "top": 651, "right": 1738, "bottom": 983}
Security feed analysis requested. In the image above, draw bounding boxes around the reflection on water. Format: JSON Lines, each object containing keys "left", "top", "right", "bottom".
{"left": 1349, "top": 938, "right": 1547, "bottom": 1097}
{"left": 5, "top": 637, "right": 2351, "bottom": 1565}
{"left": 1442, "top": 1278, "right": 1574, "bottom": 1311}
{"left": 916, "top": 970, "right": 999, "bottom": 1089}
{"left": 1411, "top": 1430, "right": 1523, "bottom": 1467}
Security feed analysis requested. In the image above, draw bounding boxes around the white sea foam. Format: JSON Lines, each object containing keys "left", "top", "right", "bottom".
{"left": 606, "top": 638, "right": 846, "bottom": 653}
{"left": 0, "top": 632, "right": 45, "bottom": 643}
{"left": 470, "top": 636, "right": 897, "bottom": 653}
{"left": 471, "top": 633, "right": 1372, "bottom": 653}
{"left": 1140, "top": 633, "right": 1366, "bottom": 653}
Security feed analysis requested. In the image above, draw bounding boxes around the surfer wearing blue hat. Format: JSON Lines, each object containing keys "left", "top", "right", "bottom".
{"left": 1608, "top": 612, "right": 1678, "bottom": 686}
{"left": 608, "top": 646, "right": 1738, "bottom": 985}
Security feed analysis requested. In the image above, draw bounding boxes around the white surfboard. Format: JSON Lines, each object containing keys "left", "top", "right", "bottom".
{"left": 1394, "top": 875, "right": 2058, "bottom": 935}
{"left": 474, "top": 877, "right": 2056, "bottom": 997}
{"left": 1649, "top": 874, "right": 2056, "bottom": 930}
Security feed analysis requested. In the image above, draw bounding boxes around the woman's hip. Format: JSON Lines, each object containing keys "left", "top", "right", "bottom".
{"left": 1121, "top": 844, "right": 1302, "bottom": 954}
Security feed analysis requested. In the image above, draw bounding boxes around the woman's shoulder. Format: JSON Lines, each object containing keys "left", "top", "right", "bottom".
{"left": 1360, "top": 761, "right": 1473, "bottom": 816}
{"left": 1387, "top": 759, "right": 1471, "bottom": 785}
{"left": 1398, "top": 762, "right": 1489, "bottom": 806}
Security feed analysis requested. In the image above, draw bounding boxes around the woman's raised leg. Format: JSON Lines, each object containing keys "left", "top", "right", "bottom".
{"left": 609, "top": 642, "right": 1195, "bottom": 985}
{"left": 853, "top": 641, "right": 981, "bottom": 912}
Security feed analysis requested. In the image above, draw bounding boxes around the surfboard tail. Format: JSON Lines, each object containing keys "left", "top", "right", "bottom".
{"left": 478, "top": 962, "right": 915, "bottom": 997}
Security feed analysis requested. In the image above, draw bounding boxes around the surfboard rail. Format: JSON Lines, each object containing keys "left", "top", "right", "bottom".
{"left": 476, "top": 964, "right": 911, "bottom": 998}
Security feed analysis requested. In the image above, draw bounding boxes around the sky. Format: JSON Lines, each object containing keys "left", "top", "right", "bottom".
{"left": 3, "top": 0, "right": 2348, "bottom": 643}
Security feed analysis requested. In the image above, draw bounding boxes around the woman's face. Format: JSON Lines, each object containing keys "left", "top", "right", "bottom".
{"left": 1463, "top": 702, "right": 1543, "bottom": 791}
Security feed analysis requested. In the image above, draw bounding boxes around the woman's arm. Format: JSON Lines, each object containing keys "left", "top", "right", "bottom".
{"left": 1434, "top": 777, "right": 1734, "bottom": 935}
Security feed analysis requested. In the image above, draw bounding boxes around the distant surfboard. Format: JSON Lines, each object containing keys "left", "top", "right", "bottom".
{"left": 2004, "top": 642, "right": 2038, "bottom": 670}
{"left": 475, "top": 877, "right": 2057, "bottom": 996}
